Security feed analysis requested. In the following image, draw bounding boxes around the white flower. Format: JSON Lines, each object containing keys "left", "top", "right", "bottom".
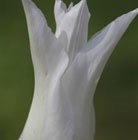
{"left": 20, "top": 0, "right": 138, "bottom": 140}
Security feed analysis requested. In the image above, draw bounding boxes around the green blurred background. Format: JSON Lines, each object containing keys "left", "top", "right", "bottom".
{"left": 0, "top": 0, "right": 137, "bottom": 139}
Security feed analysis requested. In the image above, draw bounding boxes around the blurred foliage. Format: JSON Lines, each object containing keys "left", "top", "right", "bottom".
{"left": 0, "top": 0, "right": 137, "bottom": 139}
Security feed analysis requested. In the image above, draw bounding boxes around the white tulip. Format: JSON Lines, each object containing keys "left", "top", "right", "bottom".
{"left": 20, "top": 0, "right": 138, "bottom": 139}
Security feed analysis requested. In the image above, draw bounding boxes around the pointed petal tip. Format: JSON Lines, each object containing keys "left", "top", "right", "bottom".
{"left": 67, "top": 2, "right": 73, "bottom": 11}
{"left": 131, "top": 8, "right": 138, "bottom": 14}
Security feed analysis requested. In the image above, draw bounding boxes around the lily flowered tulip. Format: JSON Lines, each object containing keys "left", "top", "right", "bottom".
{"left": 20, "top": 0, "right": 138, "bottom": 140}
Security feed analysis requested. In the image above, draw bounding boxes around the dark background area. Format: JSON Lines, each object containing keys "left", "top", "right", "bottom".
{"left": 0, "top": 0, "right": 137, "bottom": 139}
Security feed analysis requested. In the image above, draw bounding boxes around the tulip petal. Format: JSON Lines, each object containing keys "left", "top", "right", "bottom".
{"left": 55, "top": 0, "right": 90, "bottom": 62}
{"left": 22, "top": 0, "right": 68, "bottom": 77}
{"left": 21, "top": 1, "right": 69, "bottom": 139}
{"left": 60, "top": 9, "right": 138, "bottom": 140}
{"left": 54, "top": 0, "right": 67, "bottom": 26}
{"left": 84, "top": 8, "right": 138, "bottom": 84}
{"left": 61, "top": 54, "right": 95, "bottom": 140}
